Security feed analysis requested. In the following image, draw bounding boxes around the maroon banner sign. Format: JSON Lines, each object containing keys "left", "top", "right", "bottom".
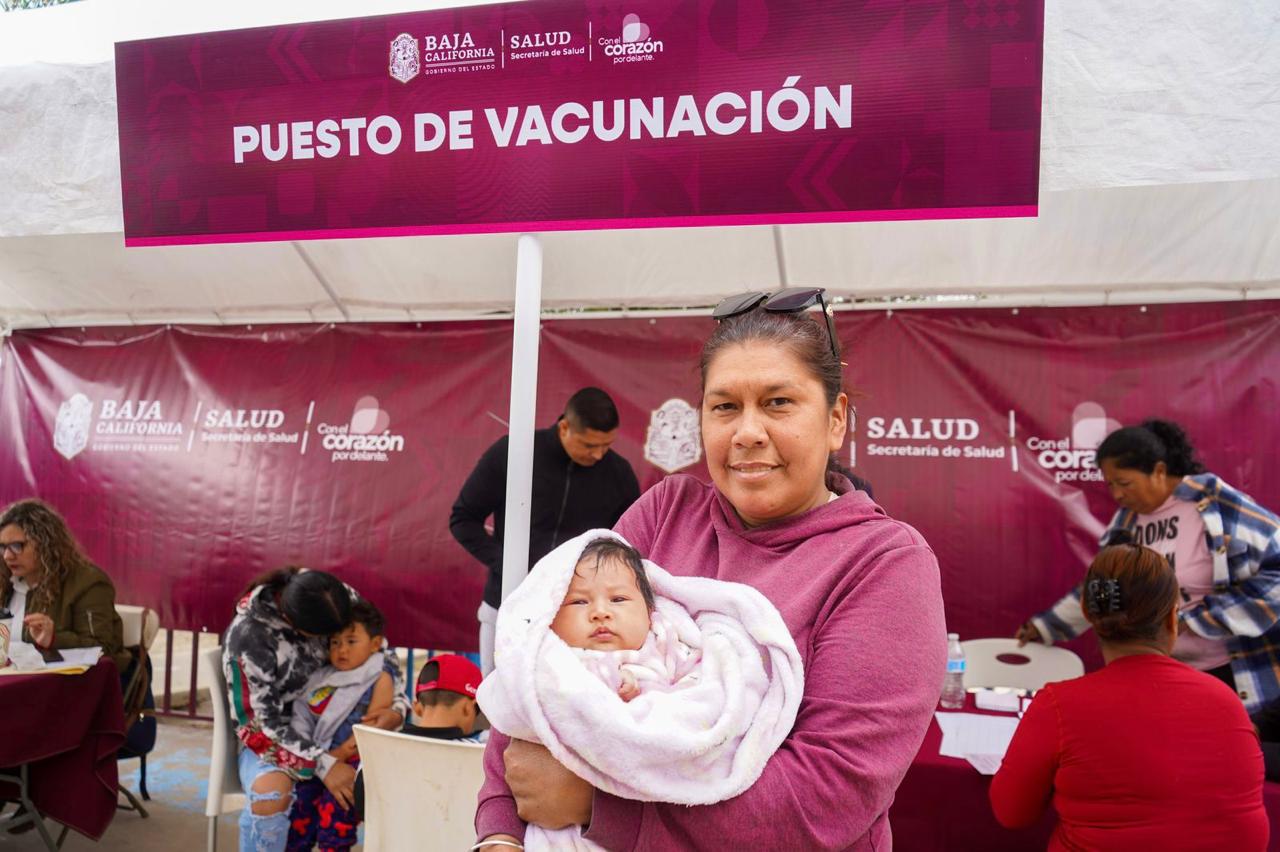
{"left": 115, "top": 0, "right": 1044, "bottom": 245}
{"left": 3, "top": 302, "right": 1274, "bottom": 654}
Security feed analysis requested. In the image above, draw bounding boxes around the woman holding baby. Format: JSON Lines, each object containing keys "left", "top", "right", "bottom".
{"left": 476, "top": 289, "right": 948, "bottom": 849}
{"left": 222, "top": 567, "right": 410, "bottom": 852}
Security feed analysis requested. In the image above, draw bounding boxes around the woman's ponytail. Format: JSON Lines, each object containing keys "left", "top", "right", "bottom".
{"left": 1096, "top": 418, "right": 1204, "bottom": 477}
{"left": 1140, "top": 419, "right": 1205, "bottom": 476}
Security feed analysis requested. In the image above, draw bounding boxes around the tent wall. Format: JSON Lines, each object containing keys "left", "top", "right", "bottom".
{"left": 2, "top": 301, "right": 1276, "bottom": 654}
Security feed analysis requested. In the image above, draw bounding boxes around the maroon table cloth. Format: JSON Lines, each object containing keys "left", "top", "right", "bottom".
{"left": 891, "top": 696, "right": 1280, "bottom": 851}
{"left": 0, "top": 658, "right": 125, "bottom": 840}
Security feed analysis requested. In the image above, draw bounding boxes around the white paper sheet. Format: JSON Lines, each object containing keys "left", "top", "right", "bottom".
{"left": 935, "top": 712, "right": 1020, "bottom": 760}
{"left": 964, "top": 753, "right": 1004, "bottom": 775}
{"left": 3, "top": 643, "right": 101, "bottom": 672}
{"left": 7, "top": 640, "right": 47, "bottom": 671}
{"left": 57, "top": 647, "right": 102, "bottom": 666}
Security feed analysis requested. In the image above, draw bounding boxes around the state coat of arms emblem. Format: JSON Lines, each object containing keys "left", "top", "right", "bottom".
{"left": 389, "top": 34, "right": 420, "bottom": 84}
{"left": 53, "top": 393, "right": 93, "bottom": 460}
{"left": 643, "top": 398, "right": 701, "bottom": 474}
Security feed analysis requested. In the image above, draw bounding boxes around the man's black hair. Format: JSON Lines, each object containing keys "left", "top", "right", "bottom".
{"left": 564, "top": 387, "right": 620, "bottom": 433}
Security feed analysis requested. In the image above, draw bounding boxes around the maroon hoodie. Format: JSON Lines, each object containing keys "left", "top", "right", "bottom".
{"left": 476, "top": 473, "right": 947, "bottom": 850}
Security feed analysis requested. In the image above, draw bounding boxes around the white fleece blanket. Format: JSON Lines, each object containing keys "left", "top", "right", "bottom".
{"left": 476, "top": 529, "right": 804, "bottom": 851}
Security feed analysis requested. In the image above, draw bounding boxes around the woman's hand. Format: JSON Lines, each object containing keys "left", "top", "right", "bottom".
{"left": 1014, "top": 621, "right": 1043, "bottom": 647}
{"left": 360, "top": 707, "right": 404, "bottom": 731}
{"left": 322, "top": 761, "right": 357, "bottom": 810}
{"left": 23, "top": 613, "right": 54, "bottom": 649}
{"left": 503, "top": 739, "right": 593, "bottom": 829}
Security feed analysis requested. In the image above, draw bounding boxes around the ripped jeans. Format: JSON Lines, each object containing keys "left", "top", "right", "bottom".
{"left": 238, "top": 747, "right": 296, "bottom": 852}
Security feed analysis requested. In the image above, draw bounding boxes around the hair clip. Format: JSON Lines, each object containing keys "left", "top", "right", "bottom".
{"left": 1086, "top": 578, "right": 1122, "bottom": 615}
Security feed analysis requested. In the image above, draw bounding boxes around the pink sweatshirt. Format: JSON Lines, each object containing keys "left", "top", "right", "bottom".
{"left": 476, "top": 474, "right": 947, "bottom": 850}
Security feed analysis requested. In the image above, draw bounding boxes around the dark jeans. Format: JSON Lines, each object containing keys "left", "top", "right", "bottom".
{"left": 1208, "top": 661, "right": 1280, "bottom": 782}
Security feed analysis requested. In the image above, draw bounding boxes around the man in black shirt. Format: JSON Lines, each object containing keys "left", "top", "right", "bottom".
{"left": 450, "top": 387, "right": 641, "bottom": 673}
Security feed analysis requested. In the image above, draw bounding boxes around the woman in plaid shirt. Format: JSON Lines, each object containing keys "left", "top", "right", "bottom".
{"left": 1016, "top": 419, "right": 1280, "bottom": 715}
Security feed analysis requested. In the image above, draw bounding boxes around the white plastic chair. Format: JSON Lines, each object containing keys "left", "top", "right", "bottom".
{"left": 116, "top": 604, "right": 160, "bottom": 651}
{"left": 961, "top": 638, "right": 1084, "bottom": 694}
{"left": 354, "top": 724, "right": 486, "bottom": 852}
{"left": 199, "top": 646, "right": 246, "bottom": 852}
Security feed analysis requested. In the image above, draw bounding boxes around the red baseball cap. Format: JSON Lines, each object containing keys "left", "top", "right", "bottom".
{"left": 415, "top": 654, "right": 482, "bottom": 698}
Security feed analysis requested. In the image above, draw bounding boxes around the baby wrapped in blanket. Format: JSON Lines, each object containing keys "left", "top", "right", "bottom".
{"left": 476, "top": 530, "right": 804, "bottom": 851}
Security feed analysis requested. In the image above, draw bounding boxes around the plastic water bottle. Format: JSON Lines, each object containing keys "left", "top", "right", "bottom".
{"left": 940, "top": 633, "right": 966, "bottom": 709}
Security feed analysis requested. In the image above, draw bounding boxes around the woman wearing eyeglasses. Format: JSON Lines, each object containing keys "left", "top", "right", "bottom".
{"left": 475, "top": 289, "right": 947, "bottom": 850}
{"left": 991, "top": 545, "right": 1267, "bottom": 850}
{"left": 0, "top": 499, "right": 129, "bottom": 671}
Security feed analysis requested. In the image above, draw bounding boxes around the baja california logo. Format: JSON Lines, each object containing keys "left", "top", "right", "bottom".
{"left": 53, "top": 393, "right": 93, "bottom": 460}
{"left": 643, "top": 398, "right": 701, "bottom": 473}
{"left": 1025, "top": 401, "right": 1122, "bottom": 483}
{"left": 389, "top": 33, "right": 420, "bottom": 83}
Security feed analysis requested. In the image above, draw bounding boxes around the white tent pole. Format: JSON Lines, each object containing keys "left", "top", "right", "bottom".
{"left": 771, "top": 225, "right": 790, "bottom": 288}
{"left": 500, "top": 233, "right": 543, "bottom": 603}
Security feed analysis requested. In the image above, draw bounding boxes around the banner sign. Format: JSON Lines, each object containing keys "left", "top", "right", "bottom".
{"left": 115, "top": 0, "right": 1044, "bottom": 245}
{"left": 1, "top": 302, "right": 1276, "bottom": 656}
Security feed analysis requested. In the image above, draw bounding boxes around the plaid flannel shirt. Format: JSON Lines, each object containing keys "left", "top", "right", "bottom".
{"left": 1030, "top": 473, "right": 1280, "bottom": 714}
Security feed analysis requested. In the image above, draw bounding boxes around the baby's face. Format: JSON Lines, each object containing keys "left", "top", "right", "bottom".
{"left": 328, "top": 622, "right": 382, "bottom": 671}
{"left": 550, "top": 556, "right": 651, "bottom": 652}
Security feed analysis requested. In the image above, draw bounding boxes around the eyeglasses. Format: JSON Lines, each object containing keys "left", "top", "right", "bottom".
{"left": 1, "top": 541, "right": 28, "bottom": 556}
{"left": 711, "top": 288, "right": 841, "bottom": 363}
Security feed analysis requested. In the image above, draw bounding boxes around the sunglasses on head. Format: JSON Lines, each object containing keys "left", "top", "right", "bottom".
{"left": 711, "top": 288, "right": 841, "bottom": 363}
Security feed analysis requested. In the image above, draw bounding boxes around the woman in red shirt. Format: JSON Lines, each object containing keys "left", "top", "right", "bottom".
{"left": 990, "top": 543, "right": 1267, "bottom": 851}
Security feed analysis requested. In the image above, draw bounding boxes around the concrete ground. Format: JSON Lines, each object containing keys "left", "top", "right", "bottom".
{"left": 1, "top": 716, "right": 364, "bottom": 852}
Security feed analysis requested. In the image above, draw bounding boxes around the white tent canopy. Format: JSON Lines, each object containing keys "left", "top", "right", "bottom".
{"left": 1, "top": 0, "right": 1279, "bottom": 327}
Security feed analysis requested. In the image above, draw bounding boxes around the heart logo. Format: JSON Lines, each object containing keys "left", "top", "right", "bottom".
{"left": 349, "top": 396, "right": 391, "bottom": 435}
{"left": 622, "top": 13, "right": 651, "bottom": 44}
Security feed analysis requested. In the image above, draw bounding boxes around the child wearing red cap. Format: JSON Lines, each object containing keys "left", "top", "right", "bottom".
{"left": 348, "top": 654, "right": 485, "bottom": 821}
{"left": 406, "top": 654, "right": 484, "bottom": 739}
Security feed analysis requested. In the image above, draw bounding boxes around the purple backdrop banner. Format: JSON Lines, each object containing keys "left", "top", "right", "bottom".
{"left": 1, "top": 303, "right": 1277, "bottom": 660}
{"left": 115, "top": 0, "right": 1044, "bottom": 245}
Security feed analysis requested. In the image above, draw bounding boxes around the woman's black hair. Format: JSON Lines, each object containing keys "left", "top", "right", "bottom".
{"left": 1095, "top": 419, "right": 1205, "bottom": 477}
{"left": 241, "top": 565, "right": 352, "bottom": 635}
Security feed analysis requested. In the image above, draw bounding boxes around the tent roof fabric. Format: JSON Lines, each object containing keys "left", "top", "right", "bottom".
{"left": 1, "top": 1, "right": 1278, "bottom": 326}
